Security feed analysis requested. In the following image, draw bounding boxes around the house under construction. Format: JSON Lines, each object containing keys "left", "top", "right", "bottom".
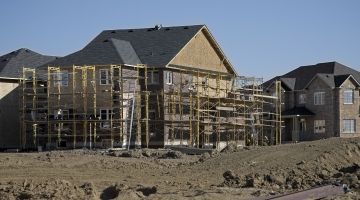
{"left": 18, "top": 25, "right": 282, "bottom": 150}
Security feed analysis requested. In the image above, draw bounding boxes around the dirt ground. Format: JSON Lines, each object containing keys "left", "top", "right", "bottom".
{"left": 1, "top": 138, "right": 360, "bottom": 199}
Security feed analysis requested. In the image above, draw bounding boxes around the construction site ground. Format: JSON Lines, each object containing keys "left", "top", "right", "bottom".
{"left": 1, "top": 138, "right": 360, "bottom": 199}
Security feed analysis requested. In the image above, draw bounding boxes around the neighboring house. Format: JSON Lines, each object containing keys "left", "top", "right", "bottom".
{"left": 21, "top": 25, "right": 239, "bottom": 149}
{"left": 264, "top": 62, "right": 360, "bottom": 142}
{"left": 0, "top": 49, "right": 56, "bottom": 149}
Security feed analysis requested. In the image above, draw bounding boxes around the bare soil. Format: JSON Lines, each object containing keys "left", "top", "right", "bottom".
{"left": 1, "top": 138, "right": 360, "bottom": 199}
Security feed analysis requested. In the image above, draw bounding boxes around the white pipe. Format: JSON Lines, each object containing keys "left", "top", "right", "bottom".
{"left": 128, "top": 83, "right": 136, "bottom": 150}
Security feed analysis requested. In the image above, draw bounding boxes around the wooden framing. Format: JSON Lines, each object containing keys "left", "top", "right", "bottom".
{"left": 19, "top": 64, "right": 282, "bottom": 150}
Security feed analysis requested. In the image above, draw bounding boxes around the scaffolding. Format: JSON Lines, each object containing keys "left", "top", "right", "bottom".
{"left": 162, "top": 66, "right": 282, "bottom": 149}
{"left": 19, "top": 64, "right": 282, "bottom": 150}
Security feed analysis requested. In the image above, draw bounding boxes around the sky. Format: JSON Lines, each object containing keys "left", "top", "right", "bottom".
{"left": 0, "top": 0, "right": 359, "bottom": 80}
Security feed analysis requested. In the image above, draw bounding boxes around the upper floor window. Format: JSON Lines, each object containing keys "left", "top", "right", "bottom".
{"left": 165, "top": 71, "right": 173, "bottom": 85}
{"left": 100, "top": 109, "right": 113, "bottom": 128}
{"left": 343, "top": 89, "right": 354, "bottom": 104}
{"left": 299, "top": 94, "right": 306, "bottom": 104}
{"left": 343, "top": 119, "right": 356, "bottom": 133}
{"left": 314, "top": 120, "right": 325, "bottom": 133}
{"left": 52, "top": 70, "right": 68, "bottom": 86}
{"left": 147, "top": 71, "right": 159, "bottom": 85}
{"left": 100, "top": 69, "right": 111, "bottom": 85}
{"left": 314, "top": 92, "right": 325, "bottom": 105}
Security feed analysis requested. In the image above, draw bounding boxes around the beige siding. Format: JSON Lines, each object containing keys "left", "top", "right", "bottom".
{"left": 0, "top": 82, "right": 20, "bottom": 148}
{"left": 169, "top": 29, "right": 230, "bottom": 73}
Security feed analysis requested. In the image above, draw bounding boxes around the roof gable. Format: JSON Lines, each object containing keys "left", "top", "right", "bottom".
{"left": 304, "top": 73, "right": 335, "bottom": 89}
{"left": 265, "top": 62, "right": 360, "bottom": 91}
{"left": 336, "top": 74, "right": 360, "bottom": 88}
{"left": 168, "top": 27, "right": 235, "bottom": 74}
{"left": 0, "top": 48, "right": 56, "bottom": 78}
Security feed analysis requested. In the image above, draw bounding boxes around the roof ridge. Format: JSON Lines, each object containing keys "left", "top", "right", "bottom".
{"left": 103, "top": 24, "right": 205, "bottom": 32}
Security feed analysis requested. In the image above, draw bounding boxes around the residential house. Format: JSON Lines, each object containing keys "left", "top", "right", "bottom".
{"left": 0, "top": 48, "right": 56, "bottom": 149}
{"left": 21, "top": 25, "right": 239, "bottom": 149}
{"left": 264, "top": 62, "right": 360, "bottom": 142}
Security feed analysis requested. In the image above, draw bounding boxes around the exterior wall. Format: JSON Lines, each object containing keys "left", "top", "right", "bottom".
{"left": 147, "top": 69, "right": 165, "bottom": 147}
{"left": 285, "top": 91, "right": 295, "bottom": 110}
{"left": 0, "top": 81, "right": 20, "bottom": 149}
{"left": 22, "top": 66, "right": 149, "bottom": 149}
{"left": 338, "top": 78, "right": 360, "bottom": 137}
{"left": 269, "top": 77, "right": 343, "bottom": 142}
{"left": 300, "top": 78, "right": 335, "bottom": 140}
{"left": 162, "top": 70, "right": 233, "bottom": 146}
{"left": 169, "top": 29, "right": 230, "bottom": 73}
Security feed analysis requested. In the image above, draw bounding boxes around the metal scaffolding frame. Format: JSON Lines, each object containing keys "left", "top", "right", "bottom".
{"left": 19, "top": 64, "right": 282, "bottom": 150}
{"left": 162, "top": 66, "right": 282, "bottom": 149}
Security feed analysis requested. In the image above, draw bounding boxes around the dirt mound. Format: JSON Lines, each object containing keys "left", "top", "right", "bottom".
{"left": 2, "top": 137, "right": 360, "bottom": 199}
{"left": 221, "top": 142, "right": 241, "bottom": 153}
{"left": 0, "top": 179, "right": 98, "bottom": 200}
{"left": 160, "top": 151, "right": 183, "bottom": 159}
{"left": 221, "top": 170, "right": 241, "bottom": 187}
{"left": 109, "top": 149, "right": 184, "bottom": 159}
{"left": 217, "top": 138, "right": 360, "bottom": 196}
{"left": 99, "top": 184, "right": 157, "bottom": 200}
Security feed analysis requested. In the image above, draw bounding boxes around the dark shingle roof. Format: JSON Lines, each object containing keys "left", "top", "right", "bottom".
{"left": 0, "top": 48, "right": 56, "bottom": 78}
{"left": 264, "top": 62, "right": 360, "bottom": 90}
{"left": 334, "top": 75, "right": 351, "bottom": 87}
{"left": 280, "top": 77, "right": 296, "bottom": 90}
{"left": 45, "top": 25, "right": 205, "bottom": 67}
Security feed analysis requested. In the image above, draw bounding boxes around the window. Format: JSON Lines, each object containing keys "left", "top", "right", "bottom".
{"left": 165, "top": 71, "right": 173, "bottom": 84}
{"left": 52, "top": 71, "right": 68, "bottom": 86}
{"left": 314, "top": 92, "right": 325, "bottom": 105}
{"left": 147, "top": 71, "right": 159, "bottom": 85}
{"left": 299, "top": 94, "right": 306, "bottom": 104}
{"left": 100, "top": 69, "right": 111, "bottom": 85}
{"left": 343, "top": 119, "right": 356, "bottom": 133}
{"left": 314, "top": 120, "right": 325, "bottom": 133}
{"left": 183, "top": 104, "right": 190, "bottom": 115}
{"left": 100, "top": 109, "right": 113, "bottom": 128}
{"left": 343, "top": 89, "right": 354, "bottom": 104}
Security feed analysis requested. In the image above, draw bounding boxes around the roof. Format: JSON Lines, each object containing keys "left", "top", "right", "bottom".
{"left": 0, "top": 48, "right": 56, "bottom": 78}
{"left": 46, "top": 25, "right": 204, "bottom": 67}
{"left": 264, "top": 62, "right": 360, "bottom": 91}
{"left": 280, "top": 77, "right": 296, "bottom": 90}
{"left": 282, "top": 107, "right": 315, "bottom": 117}
{"left": 43, "top": 25, "right": 235, "bottom": 74}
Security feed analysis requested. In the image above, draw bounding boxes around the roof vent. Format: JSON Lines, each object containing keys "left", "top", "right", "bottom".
{"left": 154, "top": 24, "right": 162, "bottom": 30}
{"left": 183, "top": 26, "right": 189, "bottom": 29}
{"left": 111, "top": 30, "right": 116, "bottom": 33}
{"left": 147, "top": 29, "right": 152, "bottom": 32}
{"left": 2, "top": 58, "right": 8, "bottom": 62}
{"left": 165, "top": 28, "right": 170, "bottom": 31}
{"left": 128, "top": 29, "right": 133, "bottom": 32}
{"left": 103, "top": 39, "right": 109, "bottom": 43}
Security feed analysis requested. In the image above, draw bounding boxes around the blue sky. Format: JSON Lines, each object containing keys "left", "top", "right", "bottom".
{"left": 0, "top": 0, "right": 359, "bottom": 80}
